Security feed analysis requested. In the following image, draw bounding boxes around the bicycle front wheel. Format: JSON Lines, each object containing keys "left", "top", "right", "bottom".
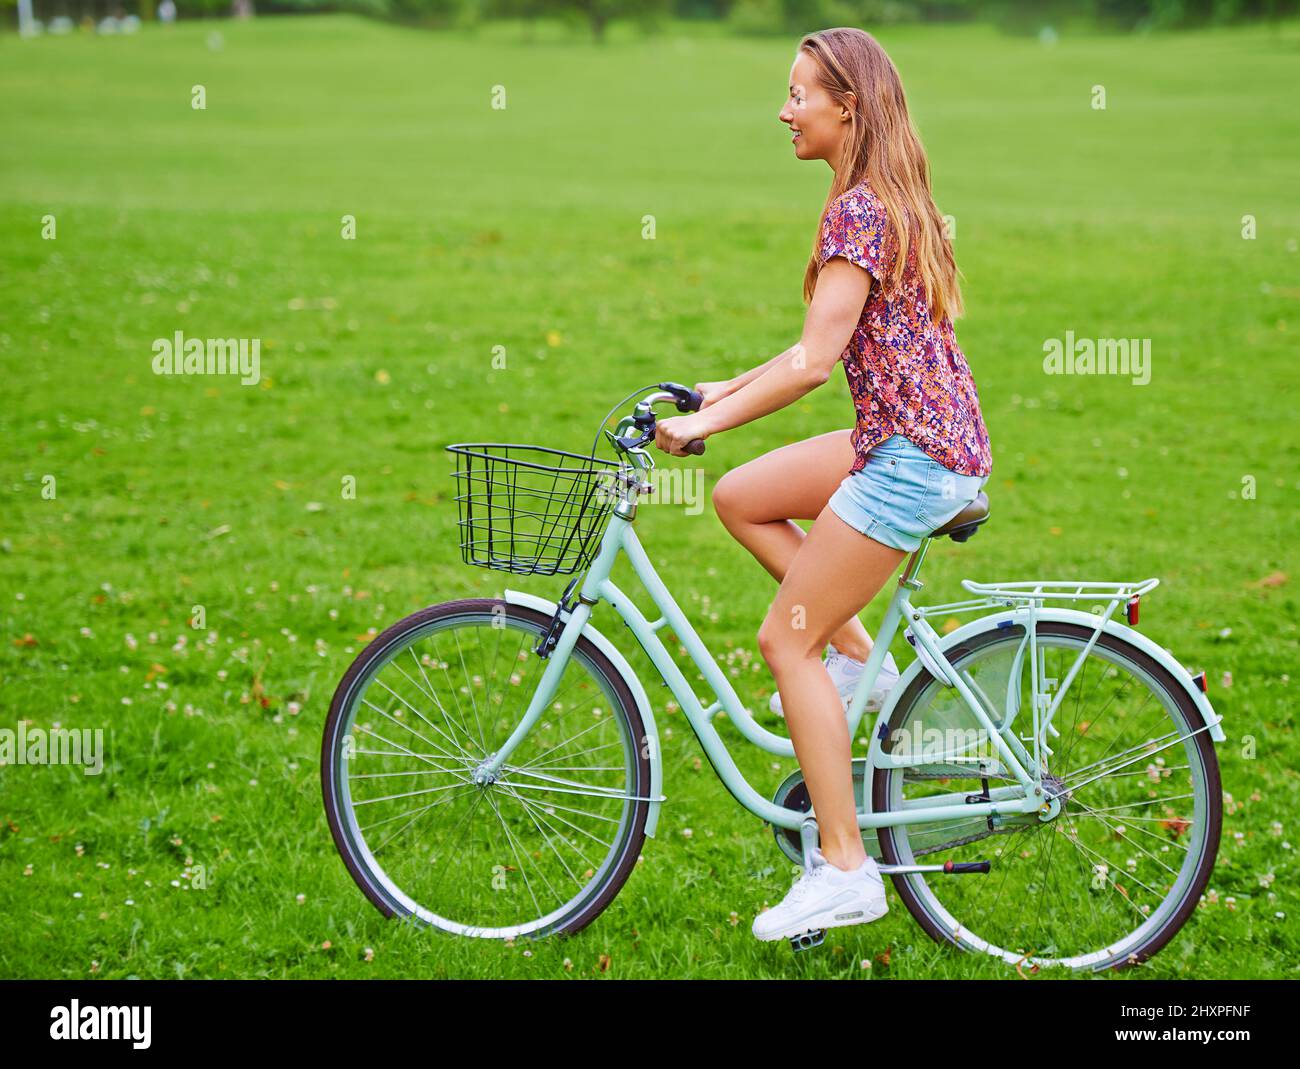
{"left": 322, "top": 598, "right": 651, "bottom": 940}
{"left": 873, "top": 621, "right": 1222, "bottom": 972}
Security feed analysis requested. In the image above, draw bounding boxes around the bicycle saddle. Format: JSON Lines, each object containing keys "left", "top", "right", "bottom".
{"left": 932, "top": 491, "right": 989, "bottom": 543}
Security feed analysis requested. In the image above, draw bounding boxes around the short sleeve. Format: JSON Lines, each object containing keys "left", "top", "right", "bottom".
{"left": 818, "top": 187, "right": 890, "bottom": 283}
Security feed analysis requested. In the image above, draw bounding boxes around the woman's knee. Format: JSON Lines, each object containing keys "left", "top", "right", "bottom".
{"left": 757, "top": 609, "right": 822, "bottom": 669}
{"left": 712, "top": 469, "right": 752, "bottom": 527}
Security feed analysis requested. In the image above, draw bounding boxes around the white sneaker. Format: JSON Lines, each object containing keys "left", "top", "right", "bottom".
{"left": 752, "top": 847, "right": 889, "bottom": 942}
{"left": 769, "top": 645, "right": 900, "bottom": 717}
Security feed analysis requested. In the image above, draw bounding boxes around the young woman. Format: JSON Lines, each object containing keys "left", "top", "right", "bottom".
{"left": 653, "top": 27, "right": 993, "bottom": 942}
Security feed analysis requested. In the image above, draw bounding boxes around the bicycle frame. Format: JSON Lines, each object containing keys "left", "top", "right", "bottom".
{"left": 477, "top": 400, "right": 1224, "bottom": 844}
{"left": 482, "top": 507, "right": 1048, "bottom": 835}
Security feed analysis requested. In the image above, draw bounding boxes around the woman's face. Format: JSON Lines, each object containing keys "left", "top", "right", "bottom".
{"left": 779, "top": 51, "right": 848, "bottom": 167}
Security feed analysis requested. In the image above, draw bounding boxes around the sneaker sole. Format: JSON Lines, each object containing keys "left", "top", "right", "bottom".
{"left": 753, "top": 896, "right": 889, "bottom": 942}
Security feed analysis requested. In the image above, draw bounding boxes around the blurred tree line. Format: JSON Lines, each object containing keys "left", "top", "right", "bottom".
{"left": 13, "top": 0, "right": 1298, "bottom": 40}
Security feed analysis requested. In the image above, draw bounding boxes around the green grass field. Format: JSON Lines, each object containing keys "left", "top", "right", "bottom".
{"left": 1, "top": 14, "right": 1297, "bottom": 979}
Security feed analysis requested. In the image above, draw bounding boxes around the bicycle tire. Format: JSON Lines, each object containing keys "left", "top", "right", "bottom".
{"left": 872, "top": 621, "right": 1222, "bottom": 972}
{"left": 322, "top": 598, "right": 651, "bottom": 940}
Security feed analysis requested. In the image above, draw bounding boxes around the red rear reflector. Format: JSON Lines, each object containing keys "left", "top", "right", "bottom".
{"left": 1126, "top": 596, "right": 1141, "bottom": 625}
{"left": 1191, "top": 672, "right": 1208, "bottom": 692}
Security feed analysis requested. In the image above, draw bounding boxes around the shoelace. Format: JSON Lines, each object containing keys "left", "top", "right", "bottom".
{"left": 825, "top": 650, "right": 864, "bottom": 676}
{"left": 785, "top": 861, "right": 831, "bottom": 904}
{"left": 829, "top": 650, "right": 898, "bottom": 687}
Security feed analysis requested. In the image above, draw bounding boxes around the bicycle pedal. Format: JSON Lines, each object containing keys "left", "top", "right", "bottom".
{"left": 789, "top": 929, "right": 826, "bottom": 953}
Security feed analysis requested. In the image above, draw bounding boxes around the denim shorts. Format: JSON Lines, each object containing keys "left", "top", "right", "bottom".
{"left": 827, "top": 434, "right": 989, "bottom": 552}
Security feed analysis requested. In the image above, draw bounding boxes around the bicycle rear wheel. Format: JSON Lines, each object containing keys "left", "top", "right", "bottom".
{"left": 873, "top": 621, "right": 1222, "bottom": 971}
{"left": 322, "top": 598, "right": 651, "bottom": 940}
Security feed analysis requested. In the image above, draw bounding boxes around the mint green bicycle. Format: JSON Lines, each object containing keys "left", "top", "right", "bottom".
{"left": 322, "top": 383, "right": 1226, "bottom": 970}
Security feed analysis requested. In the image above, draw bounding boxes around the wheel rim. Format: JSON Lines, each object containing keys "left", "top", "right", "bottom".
{"left": 879, "top": 628, "right": 1216, "bottom": 970}
{"left": 328, "top": 610, "right": 642, "bottom": 939}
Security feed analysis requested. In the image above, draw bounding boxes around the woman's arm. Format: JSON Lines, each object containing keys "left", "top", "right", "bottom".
{"left": 655, "top": 258, "right": 871, "bottom": 455}
{"left": 701, "top": 347, "right": 796, "bottom": 403}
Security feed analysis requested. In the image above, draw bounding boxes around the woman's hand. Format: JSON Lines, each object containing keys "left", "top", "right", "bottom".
{"left": 692, "top": 381, "right": 733, "bottom": 410}
{"left": 654, "top": 413, "right": 712, "bottom": 457}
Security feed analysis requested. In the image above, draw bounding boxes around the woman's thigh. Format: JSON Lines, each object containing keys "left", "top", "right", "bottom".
{"left": 760, "top": 503, "right": 906, "bottom": 661}
{"left": 713, "top": 428, "right": 855, "bottom": 523}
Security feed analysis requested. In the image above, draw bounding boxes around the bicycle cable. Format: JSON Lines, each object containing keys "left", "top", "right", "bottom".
{"left": 587, "top": 382, "right": 663, "bottom": 463}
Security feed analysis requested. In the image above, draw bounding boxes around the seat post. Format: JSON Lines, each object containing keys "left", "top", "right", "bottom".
{"left": 898, "top": 537, "right": 932, "bottom": 590}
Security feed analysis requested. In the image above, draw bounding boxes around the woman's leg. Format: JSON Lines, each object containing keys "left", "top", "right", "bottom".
{"left": 712, "top": 429, "right": 874, "bottom": 662}
{"left": 756, "top": 504, "right": 905, "bottom": 870}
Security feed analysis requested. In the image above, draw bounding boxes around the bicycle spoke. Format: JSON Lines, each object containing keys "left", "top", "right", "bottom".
{"left": 362, "top": 691, "right": 470, "bottom": 767}
{"left": 495, "top": 784, "right": 595, "bottom": 884}
{"left": 365, "top": 785, "right": 480, "bottom": 853}
{"left": 1067, "top": 799, "right": 1183, "bottom": 877}
{"left": 391, "top": 655, "right": 483, "bottom": 761}
{"left": 503, "top": 791, "right": 617, "bottom": 854}
{"left": 483, "top": 789, "right": 551, "bottom": 916}
{"left": 353, "top": 720, "right": 470, "bottom": 774}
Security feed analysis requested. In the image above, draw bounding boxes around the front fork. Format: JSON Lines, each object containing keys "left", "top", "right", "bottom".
{"left": 477, "top": 588, "right": 593, "bottom": 781}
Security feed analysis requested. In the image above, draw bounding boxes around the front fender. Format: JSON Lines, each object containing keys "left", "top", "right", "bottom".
{"left": 503, "top": 588, "right": 665, "bottom": 838}
{"left": 867, "top": 605, "right": 1226, "bottom": 770}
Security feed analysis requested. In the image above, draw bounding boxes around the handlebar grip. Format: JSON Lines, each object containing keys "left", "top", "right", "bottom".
{"left": 685, "top": 438, "right": 706, "bottom": 455}
{"left": 658, "top": 382, "right": 704, "bottom": 413}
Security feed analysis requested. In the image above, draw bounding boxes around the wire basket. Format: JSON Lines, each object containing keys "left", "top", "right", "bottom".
{"left": 446, "top": 442, "right": 626, "bottom": 576}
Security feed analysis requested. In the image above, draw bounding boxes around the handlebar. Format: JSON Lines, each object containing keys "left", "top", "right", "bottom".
{"left": 609, "top": 381, "right": 707, "bottom": 457}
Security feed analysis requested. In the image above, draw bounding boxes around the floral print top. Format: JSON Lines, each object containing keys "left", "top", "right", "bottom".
{"left": 818, "top": 182, "right": 992, "bottom": 478}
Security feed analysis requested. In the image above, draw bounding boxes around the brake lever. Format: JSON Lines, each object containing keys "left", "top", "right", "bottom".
{"left": 603, "top": 427, "right": 646, "bottom": 453}
{"left": 606, "top": 387, "right": 707, "bottom": 456}
{"left": 616, "top": 429, "right": 652, "bottom": 451}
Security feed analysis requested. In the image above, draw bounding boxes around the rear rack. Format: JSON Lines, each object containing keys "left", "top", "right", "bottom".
{"left": 915, "top": 577, "right": 1159, "bottom": 623}
{"left": 959, "top": 578, "right": 1160, "bottom": 603}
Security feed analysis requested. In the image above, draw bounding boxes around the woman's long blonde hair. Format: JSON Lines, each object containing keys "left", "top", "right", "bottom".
{"left": 799, "top": 27, "right": 962, "bottom": 323}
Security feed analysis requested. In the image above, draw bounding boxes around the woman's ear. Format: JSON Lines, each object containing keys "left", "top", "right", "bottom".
{"left": 840, "top": 91, "right": 858, "bottom": 122}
